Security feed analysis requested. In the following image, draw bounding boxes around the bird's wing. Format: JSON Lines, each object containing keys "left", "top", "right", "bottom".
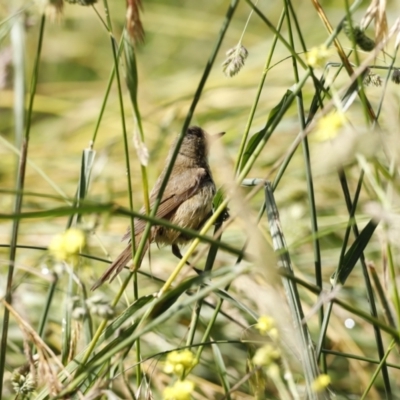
{"left": 122, "top": 167, "right": 209, "bottom": 241}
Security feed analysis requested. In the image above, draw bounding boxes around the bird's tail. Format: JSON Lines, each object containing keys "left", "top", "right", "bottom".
{"left": 91, "top": 236, "right": 149, "bottom": 291}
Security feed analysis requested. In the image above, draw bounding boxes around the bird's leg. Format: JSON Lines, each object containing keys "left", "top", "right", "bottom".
{"left": 171, "top": 244, "right": 203, "bottom": 275}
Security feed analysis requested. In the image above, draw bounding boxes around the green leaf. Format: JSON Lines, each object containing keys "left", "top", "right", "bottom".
{"left": 213, "top": 288, "right": 258, "bottom": 320}
{"left": 331, "top": 219, "right": 379, "bottom": 285}
{"left": 212, "top": 343, "right": 231, "bottom": 398}
{"left": 104, "top": 294, "right": 155, "bottom": 339}
{"left": 79, "top": 148, "right": 96, "bottom": 200}
{"left": 124, "top": 30, "right": 139, "bottom": 106}
{"left": 239, "top": 90, "right": 292, "bottom": 172}
{"left": 213, "top": 188, "right": 229, "bottom": 222}
{"left": 212, "top": 188, "right": 225, "bottom": 210}
{"left": 150, "top": 275, "right": 206, "bottom": 318}
{"left": 77, "top": 148, "right": 95, "bottom": 223}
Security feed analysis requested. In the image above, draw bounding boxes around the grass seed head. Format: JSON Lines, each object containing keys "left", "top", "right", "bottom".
{"left": 222, "top": 45, "right": 249, "bottom": 77}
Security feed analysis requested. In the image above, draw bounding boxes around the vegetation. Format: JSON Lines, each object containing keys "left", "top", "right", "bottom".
{"left": 1, "top": 0, "right": 400, "bottom": 398}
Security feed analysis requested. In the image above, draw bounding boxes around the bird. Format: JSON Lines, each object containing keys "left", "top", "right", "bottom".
{"left": 91, "top": 126, "right": 220, "bottom": 290}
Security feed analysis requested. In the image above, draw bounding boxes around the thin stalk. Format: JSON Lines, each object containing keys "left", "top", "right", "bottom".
{"left": 287, "top": 0, "right": 325, "bottom": 111}
{"left": 341, "top": 172, "right": 392, "bottom": 395}
{"left": 234, "top": 10, "right": 285, "bottom": 173}
{"left": 337, "top": 170, "right": 361, "bottom": 269}
{"left": 188, "top": 216, "right": 252, "bottom": 362}
{"left": 322, "top": 348, "right": 400, "bottom": 370}
{"left": 194, "top": 286, "right": 228, "bottom": 365}
{"left": 100, "top": 0, "right": 135, "bottom": 268}
{"left": 343, "top": 0, "right": 373, "bottom": 125}
{"left": 361, "top": 340, "right": 396, "bottom": 400}
{"left": 0, "top": 14, "right": 46, "bottom": 395}
{"left": 244, "top": 0, "right": 307, "bottom": 69}
{"left": 101, "top": 0, "right": 143, "bottom": 387}
{"left": 0, "top": 203, "right": 246, "bottom": 259}
{"left": 191, "top": 218, "right": 253, "bottom": 361}
{"left": 283, "top": 0, "right": 325, "bottom": 372}
{"left": 316, "top": 171, "right": 362, "bottom": 359}
{"left": 11, "top": 13, "right": 25, "bottom": 149}
{"left": 0, "top": 136, "right": 71, "bottom": 202}
{"left": 387, "top": 243, "right": 400, "bottom": 337}
{"left": 369, "top": 264, "right": 396, "bottom": 329}
{"left": 121, "top": 28, "right": 150, "bottom": 388}
{"left": 36, "top": 273, "right": 58, "bottom": 338}
{"left": 277, "top": 269, "right": 399, "bottom": 340}
{"left": 374, "top": 46, "right": 399, "bottom": 125}
{"left": 315, "top": 168, "right": 391, "bottom": 394}
{"left": 186, "top": 221, "right": 223, "bottom": 348}
{"left": 186, "top": 296, "right": 201, "bottom": 349}
{"left": 310, "top": 0, "right": 377, "bottom": 122}
{"left": 90, "top": 37, "right": 124, "bottom": 144}
{"left": 62, "top": 265, "right": 74, "bottom": 365}
{"left": 270, "top": 0, "right": 370, "bottom": 192}
{"left": 76, "top": 274, "right": 133, "bottom": 376}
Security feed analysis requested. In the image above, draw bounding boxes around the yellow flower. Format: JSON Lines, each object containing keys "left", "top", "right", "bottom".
{"left": 255, "top": 315, "right": 275, "bottom": 335}
{"left": 314, "top": 112, "right": 345, "bottom": 141}
{"left": 266, "top": 362, "right": 280, "bottom": 378}
{"left": 253, "top": 344, "right": 281, "bottom": 367}
{"left": 164, "top": 350, "right": 197, "bottom": 375}
{"left": 312, "top": 374, "right": 331, "bottom": 392}
{"left": 49, "top": 228, "right": 86, "bottom": 263}
{"left": 306, "top": 45, "right": 331, "bottom": 69}
{"left": 163, "top": 380, "right": 194, "bottom": 400}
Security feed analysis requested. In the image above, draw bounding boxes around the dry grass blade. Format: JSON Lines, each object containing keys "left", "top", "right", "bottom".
{"left": 360, "top": 0, "right": 388, "bottom": 45}
{"left": 2, "top": 300, "right": 72, "bottom": 397}
{"left": 126, "top": 0, "right": 145, "bottom": 44}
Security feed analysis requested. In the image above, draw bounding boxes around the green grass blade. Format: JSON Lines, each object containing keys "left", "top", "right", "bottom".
{"left": 239, "top": 90, "right": 292, "bottom": 172}
{"left": 264, "top": 182, "right": 326, "bottom": 400}
{"left": 0, "top": 13, "right": 46, "bottom": 395}
{"left": 331, "top": 219, "right": 378, "bottom": 286}
{"left": 212, "top": 343, "right": 231, "bottom": 399}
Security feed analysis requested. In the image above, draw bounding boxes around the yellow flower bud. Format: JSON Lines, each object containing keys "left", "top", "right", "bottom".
{"left": 312, "top": 374, "right": 331, "bottom": 392}
{"left": 163, "top": 380, "right": 194, "bottom": 400}
{"left": 306, "top": 45, "right": 331, "bottom": 69}
{"left": 49, "top": 228, "right": 85, "bottom": 263}
{"left": 314, "top": 112, "right": 345, "bottom": 142}
{"left": 253, "top": 344, "right": 281, "bottom": 367}
{"left": 255, "top": 315, "right": 276, "bottom": 336}
{"left": 164, "top": 350, "right": 197, "bottom": 375}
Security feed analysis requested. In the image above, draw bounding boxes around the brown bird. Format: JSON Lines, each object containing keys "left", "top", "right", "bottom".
{"left": 91, "top": 126, "right": 219, "bottom": 290}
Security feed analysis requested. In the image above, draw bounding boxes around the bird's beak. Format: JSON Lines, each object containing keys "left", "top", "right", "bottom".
{"left": 209, "top": 131, "right": 225, "bottom": 142}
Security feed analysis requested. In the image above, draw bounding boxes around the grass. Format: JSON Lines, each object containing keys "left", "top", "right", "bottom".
{"left": 1, "top": 0, "right": 400, "bottom": 399}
